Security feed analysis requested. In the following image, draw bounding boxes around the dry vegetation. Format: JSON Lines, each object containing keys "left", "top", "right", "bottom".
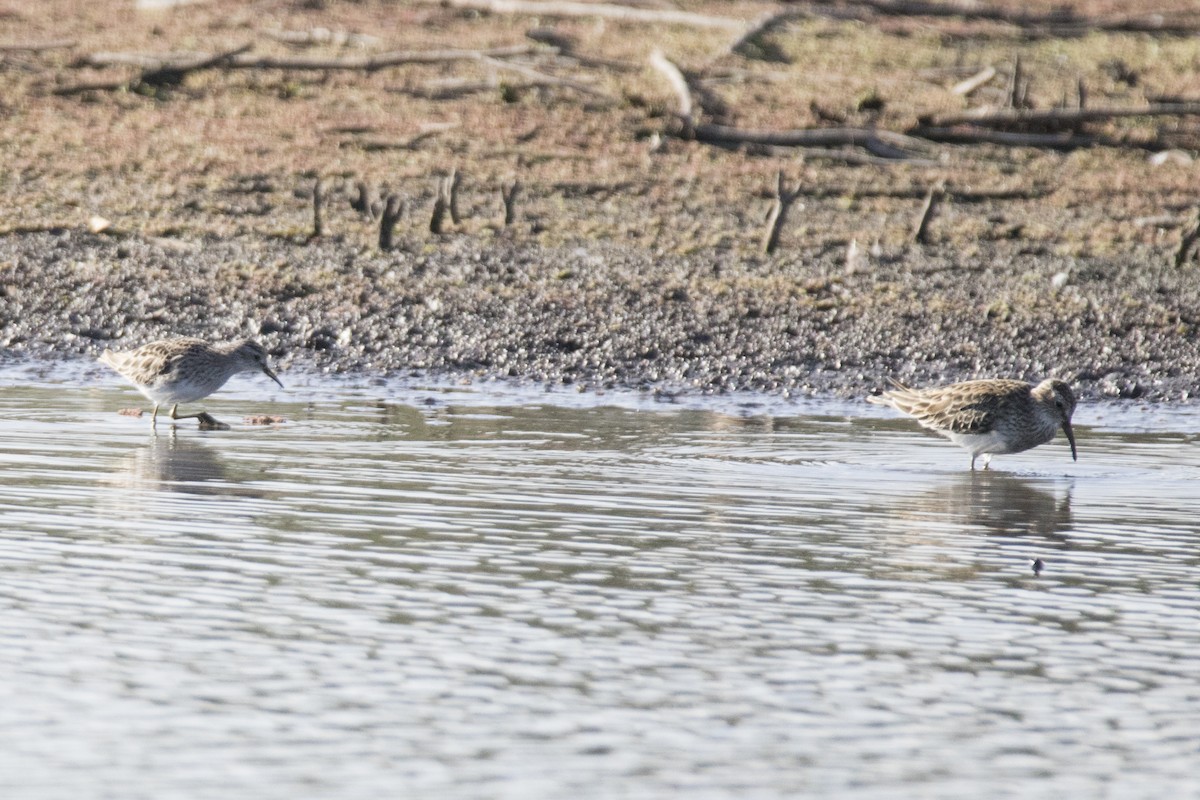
{"left": 1, "top": 0, "right": 1198, "bottom": 256}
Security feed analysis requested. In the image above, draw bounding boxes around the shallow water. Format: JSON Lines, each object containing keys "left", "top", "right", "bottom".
{"left": 2, "top": 364, "right": 1200, "bottom": 799}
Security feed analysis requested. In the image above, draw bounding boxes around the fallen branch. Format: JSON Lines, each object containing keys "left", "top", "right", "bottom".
{"left": 910, "top": 126, "right": 1098, "bottom": 149}
{"left": 922, "top": 102, "right": 1200, "bottom": 129}
{"left": 648, "top": 50, "right": 695, "bottom": 130}
{"left": 262, "top": 28, "right": 381, "bottom": 49}
{"left": 951, "top": 65, "right": 997, "bottom": 97}
{"left": 726, "top": 10, "right": 805, "bottom": 60}
{"left": 696, "top": 122, "right": 932, "bottom": 159}
{"left": 72, "top": 44, "right": 537, "bottom": 73}
{"left": 649, "top": 52, "right": 931, "bottom": 159}
{"left": 55, "top": 43, "right": 254, "bottom": 93}
{"left": 352, "top": 123, "right": 461, "bottom": 151}
{"left": 0, "top": 39, "right": 76, "bottom": 52}
{"left": 407, "top": 77, "right": 499, "bottom": 100}
{"left": 53, "top": 79, "right": 129, "bottom": 96}
{"left": 756, "top": 145, "right": 940, "bottom": 167}
{"left": 140, "top": 42, "right": 254, "bottom": 86}
{"left": 414, "top": 0, "right": 746, "bottom": 30}
{"left": 827, "top": 0, "right": 1200, "bottom": 36}
{"left": 479, "top": 54, "right": 615, "bottom": 102}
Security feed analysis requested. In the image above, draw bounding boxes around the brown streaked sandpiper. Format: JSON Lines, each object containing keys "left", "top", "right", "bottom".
{"left": 100, "top": 337, "right": 282, "bottom": 428}
{"left": 868, "top": 378, "right": 1077, "bottom": 470}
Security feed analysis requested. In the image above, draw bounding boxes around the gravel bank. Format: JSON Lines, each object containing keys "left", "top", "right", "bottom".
{"left": 1, "top": 231, "right": 1196, "bottom": 402}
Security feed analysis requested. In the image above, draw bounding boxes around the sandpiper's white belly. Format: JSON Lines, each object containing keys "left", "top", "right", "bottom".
{"left": 140, "top": 375, "right": 233, "bottom": 406}
{"left": 945, "top": 429, "right": 1016, "bottom": 457}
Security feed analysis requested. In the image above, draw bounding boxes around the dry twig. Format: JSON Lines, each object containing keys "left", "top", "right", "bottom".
{"left": 822, "top": 0, "right": 1200, "bottom": 36}
{"left": 140, "top": 42, "right": 254, "bottom": 87}
{"left": 726, "top": 10, "right": 805, "bottom": 60}
{"left": 648, "top": 50, "right": 695, "bottom": 131}
{"left": 921, "top": 102, "right": 1200, "bottom": 130}
{"left": 351, "top": 181, "right": 379, "bottom": 220}
{"left": 697, "top": 121, "right": 930, "bottom": 158}
{"left": 950, "top": 66, "right": 997, "bottom": 97}
{"left": 379, "top": 195, "right": 404, "bottom": 251}
{"left": 911, "top": 181, "right": 946, "bottom": 244}
{"left": 430, "top": 174, "right": 458, "bottom": 235}
{"left": 501, "top": 180, "right": 521, "bottom": 227}
{"left": 310, "top": 177, "right": 324, "bottom": 240}
{"left": 479, "top": 54, "right": 615, "bottom": 102}
{"left": 447, "top": 168, "right": 463, "bottom": 225}
{"left": 1175, "top": 210, "right": 1200, "bottom": 268}
{"left": 763, "top": 171, "right": 803, "bottom": 255}
{"left": 71, "top": 44, "right": 537, "bottom": 75}
{"left": 0, "top": 39, "right": 76, "bottom": 52}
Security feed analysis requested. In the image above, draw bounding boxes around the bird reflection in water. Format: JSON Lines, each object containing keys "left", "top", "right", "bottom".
{"left": 109, "top": 429, "right": 233, "bottom": 495}
{"left": 921, "top": 471, "right": 1073, "bottom": 542}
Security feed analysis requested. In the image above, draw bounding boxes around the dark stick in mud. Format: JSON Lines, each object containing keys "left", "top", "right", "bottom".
{"left": 501, "top": 180, "right": 520, "bottom": 227}
{"left": 762, "top": 170, "right": 802, "bottom": 255}
{"left": 912, "top": 181, "right": 945, "bottom": 244}
{"left": 379, "top": 194, "right": 403, "bottom": 251}
{"left": 310, "top": 177, "right": 324, "bottom": 240}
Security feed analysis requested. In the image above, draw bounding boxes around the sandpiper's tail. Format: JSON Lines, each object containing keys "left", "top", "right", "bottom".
{"left": 99, "top": 349, "right": 122, "bottom": 371}
{"left": 866, "top": 379, "right": 911, "bottom": 406}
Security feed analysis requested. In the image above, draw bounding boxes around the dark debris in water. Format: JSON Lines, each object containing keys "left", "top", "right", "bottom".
{"left": 196, "top": 412, "right": 231, "bottom": 431}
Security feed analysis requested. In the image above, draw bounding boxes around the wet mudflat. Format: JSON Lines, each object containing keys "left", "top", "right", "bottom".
{"left": 1, "top": 369, "right": 1199, "bottom": 798}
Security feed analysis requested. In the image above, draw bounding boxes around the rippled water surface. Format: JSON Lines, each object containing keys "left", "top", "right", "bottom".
{"left": 2, "top": 365, "right": 1200, "bottom": 799}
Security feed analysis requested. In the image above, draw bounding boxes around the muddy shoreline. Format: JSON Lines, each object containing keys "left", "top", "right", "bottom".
{"left": 5, "top": 2, "right": 1200, "bottom": 405}
{"left": 1, "top": 230, "right": 1195, "bottom": 403}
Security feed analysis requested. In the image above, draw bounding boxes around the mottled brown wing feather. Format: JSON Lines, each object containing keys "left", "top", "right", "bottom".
{"left": 145, "top": 338, "right": 208, "bottom": 381}
{"left": 882, "top": 380, "right": 1029, "bottom": 435}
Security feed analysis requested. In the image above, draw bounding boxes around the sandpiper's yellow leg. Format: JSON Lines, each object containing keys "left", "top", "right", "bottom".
{"left": 170, "top": 403, "right": 205, "bottom": 421}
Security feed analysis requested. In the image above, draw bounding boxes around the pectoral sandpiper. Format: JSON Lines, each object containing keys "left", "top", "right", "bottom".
{"left": 868, "top": 378, "right": 1077, "bottom": 470}
{"left": 100, "top": 337, "right": 283, "bottom": 428}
